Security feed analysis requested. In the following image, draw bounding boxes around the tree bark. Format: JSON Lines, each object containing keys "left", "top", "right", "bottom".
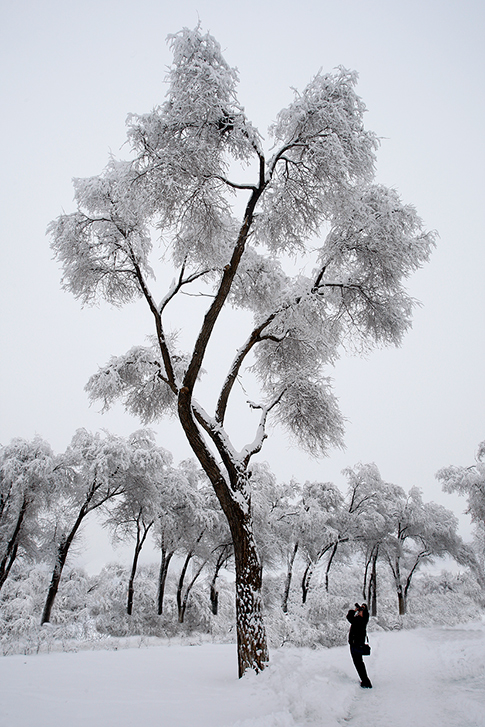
{"left": 210, "top": 583, "right": 219, "bottom": 615}
{"left": 397, "top": 586, "right": 407, "bottom": 615}
{"left": 231, "top": 515, "right": 268, "bottom": 678}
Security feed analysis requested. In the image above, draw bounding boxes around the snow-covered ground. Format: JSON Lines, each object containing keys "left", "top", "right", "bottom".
{"left": 0, "top": 623, "right": 484, "bottom": 727}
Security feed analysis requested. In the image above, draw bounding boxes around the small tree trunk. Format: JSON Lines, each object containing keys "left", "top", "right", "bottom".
{"left": 180, "top": 559, "right": 206, "bottom": 623}
{"left": 325, "top": 541, "right": 339, "bottom": 593}
{"left": 301, "top": 562, "right": 313, "bottom": 604}
{"left": 210, "top": 545, "right": 232, "bottom": 616}
{"left": 157, "top": 546, "right": 174, "bottom": 615}
{"left": 397, "top": 584, "right": 406, "bottom": 615}
{"left": 158, "top": 548, "right": 173, "bottom": 616}
{"left": 0, "top": 541, "right": 19, "bottom": 593}
{"left": 282, "top": 541, "right": 298, "bottom": 613}
{"left": 177, "top": 551, "right": 193, "bottom": 623}
{"left": 369, "top": 548, "right": 378, "bottom": 617}
{"left": 210, "top": 583, "right": 219, "bottom": 615}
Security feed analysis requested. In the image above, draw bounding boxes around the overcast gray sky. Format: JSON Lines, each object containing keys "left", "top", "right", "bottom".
{"left": 1, "top": 0, "right": 484, "bottom": 571}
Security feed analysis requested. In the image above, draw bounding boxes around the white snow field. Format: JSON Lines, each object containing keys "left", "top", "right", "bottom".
{"left": 0, "top": 623, "right": 484, "bottom": 727}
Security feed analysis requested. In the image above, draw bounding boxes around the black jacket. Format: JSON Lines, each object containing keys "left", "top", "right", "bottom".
{"left": 346, "top": 608, "right": 369, "bottom": 647}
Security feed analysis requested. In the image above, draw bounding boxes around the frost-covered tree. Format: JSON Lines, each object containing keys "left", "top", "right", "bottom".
{"left": 298, "top": 480, "right": 343, "bottom": 604}
{"left": 383, "top": 487, "right": 460, "bottom": 615}
{"left": 49, "top": 26, "right": 434, "bottom": 674}
{"left": 0, "top": 437, "right": 58, "bottom": 593}
{"left": 40, "top": 429, "right": 149, "bottom": 624}
{"left": 437, "top": 441, "right": 485, "bottom": 589}
{"left": 103, "top": 430, "right": 171, "bottom": 615}
{"left": 437, "top": 441, "right": 485, "bottom": 528}
{"left": 341, "top": 463, "right": 405, "bottom": 615}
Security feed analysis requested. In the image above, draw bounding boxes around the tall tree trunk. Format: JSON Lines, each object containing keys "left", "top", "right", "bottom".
{"left": 282, "top": 541, "right": 298, "bottom": 613}
{"left": 157, "top": 545, "right": 174, "bottom": 616}
{"left": 231, "top": 515, "right": 268, "bottom": 678}
{"left": 177, "top": 386, "right": 269, "bottom": 676}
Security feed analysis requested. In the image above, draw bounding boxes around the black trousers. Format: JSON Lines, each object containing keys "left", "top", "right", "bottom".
{"left": 350, "top": 646, "right": 371, "bottom": 686}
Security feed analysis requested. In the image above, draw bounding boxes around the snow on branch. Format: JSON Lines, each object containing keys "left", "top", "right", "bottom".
{"left": 85, "top": 344, "right": 189, "bottom": 423}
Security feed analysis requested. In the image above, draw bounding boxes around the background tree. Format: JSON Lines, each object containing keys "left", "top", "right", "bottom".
{"left": 437, "top": 441, "right": 485, "bottom": 527}
{"left": 0, "top": 437, "right": 58, "bottom": 593}
{"left": 383, "top": 487, "right": 461, "bottom": 615}
{"left": 298, "top": 481, "right": 343, "bottom": 604}
{"left": 103, "top": 430, "right": 171, "bottom": 615}
{"left": 151, "top": 459, "right": 202, "bottom": 616}
{"left": 173, "top": 478, "right": 217, "bottom": 624}
{"left": 40, "top": 429, "right": 146, "bottom": 624}
{"left": 437, "top": 441, "right": 485, "bottom": 589}
{"left": 341, "top": 463, "right": 405, "bottom": 615}
{"left": 49, "top": 26, "right": 434, "bottom": 674}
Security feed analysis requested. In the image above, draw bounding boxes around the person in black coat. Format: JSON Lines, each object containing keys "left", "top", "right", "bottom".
{"left": 346, "top": 602, "right": 372, "bottom": 688}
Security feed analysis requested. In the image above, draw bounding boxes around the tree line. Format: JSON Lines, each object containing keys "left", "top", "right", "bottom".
{"left": 2, "top": 431, "right": 483, "bottom": 632}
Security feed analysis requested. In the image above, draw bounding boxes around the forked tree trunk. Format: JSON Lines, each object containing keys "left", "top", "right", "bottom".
{"left": 176, "top": 551, "right": 193, "bottom": 623}
{"left": 210, "top": 544, "right": 232, "bottom": 616}
{"left": 177, "top": 557, "right": 206, "bottom": 624}
{"left": 127, "top": 519, "right": 153, "bottom": 615}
